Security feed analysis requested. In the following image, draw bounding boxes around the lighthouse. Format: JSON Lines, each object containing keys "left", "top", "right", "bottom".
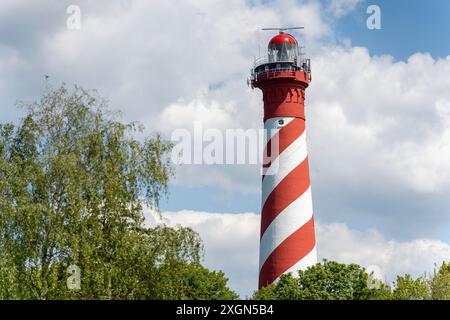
{"left": 250, "top": 29, "right": 317, "bottom": 288}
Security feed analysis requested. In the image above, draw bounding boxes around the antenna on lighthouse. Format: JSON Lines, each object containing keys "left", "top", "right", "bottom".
{"left": 261, "top": 26, "right": 304, "bottom": 32}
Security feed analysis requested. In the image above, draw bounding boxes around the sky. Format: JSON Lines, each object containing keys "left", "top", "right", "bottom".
{"left": 1, "top": 0, "right": 450, "bottom": 297}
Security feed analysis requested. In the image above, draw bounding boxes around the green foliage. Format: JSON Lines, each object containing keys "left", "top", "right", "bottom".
{"left": 430, "top": 262, "right": 450, "bottom": 300}
{"left": 152, "top": 262, "right": 238, "bottom": 300}
{"left": 252, "top": 260, "right": 392, "bottom": 300}
{"left": 0, "top": 84, "right": 236, "bottom": 300}
{"left": 252, "top": 260, "right": 388, "bottom": 300}
{"left": 393, "top": 274, "right": 430, "bottom": 300}
{"left": 365, "top": 283, "right": 393, "bottom": 300}
{"left": 297, "top": 260, "right": 372, "bottom": 300}
{"left": 252, "top": 283, "right": 277, "bottom": 300}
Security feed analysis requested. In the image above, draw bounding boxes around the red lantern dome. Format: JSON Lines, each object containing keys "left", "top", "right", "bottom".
{"left": 268, "top": 33, "right": 298, "bottom": 46}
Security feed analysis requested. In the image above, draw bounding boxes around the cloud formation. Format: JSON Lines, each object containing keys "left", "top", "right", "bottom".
{"left": 308, "top": 48, "right": 450, "bottom": 239}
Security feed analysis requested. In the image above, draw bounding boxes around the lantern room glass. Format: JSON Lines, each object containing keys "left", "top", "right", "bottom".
{"left": 268, "top": 42, "right": 298, "bottom": 62}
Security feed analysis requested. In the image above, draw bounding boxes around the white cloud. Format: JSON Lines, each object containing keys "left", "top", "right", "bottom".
{"left": 156, "top": 92, "right": 238, "bottom": 133}
{"left": 0, "top": 0, "right": 332, "bottom": 120}
{"left": 325, "top": 0, "right": 362, "bottom": 18}
{"left": 146, "top": 209, "right": 450, "bottom": 298}
{"left": 317, "top": 222, "right": 450, "bottom": 282}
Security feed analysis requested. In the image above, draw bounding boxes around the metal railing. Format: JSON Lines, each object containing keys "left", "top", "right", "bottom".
{"left": 253, "top": 55, "right": 309, "bottom": 72}
{"left": 250, "top": 55, "right": 311, "bottom": 85}
{"left": 253, "top": 54, "right": 307, "bottom": 68}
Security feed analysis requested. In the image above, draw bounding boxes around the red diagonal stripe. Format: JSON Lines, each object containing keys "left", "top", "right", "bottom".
{"left": 259, "top": 218, "right": 316, "bottom": 288}
{"left": 261, "top": 157, "right": 311, "bottom": 237}
{"left": 263, "top": 118, "right": 305, "bottom": 177}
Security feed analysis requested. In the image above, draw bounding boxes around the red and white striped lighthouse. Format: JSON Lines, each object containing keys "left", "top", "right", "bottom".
{"left": 251, "top": 30, "right": 317, "bottom": 288}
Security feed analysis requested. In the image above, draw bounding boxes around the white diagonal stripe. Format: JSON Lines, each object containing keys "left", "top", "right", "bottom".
{"left": 259, "top": 187, "right": 313, "bottom": 270}
{"left": 261, "top": 132, "right": 307, "bottom": 206}
{"left": 264, "top": 117, "right": 295, "bottom": 142}
{"left": 273, "top": 247, "right": 317, "bottom": 282}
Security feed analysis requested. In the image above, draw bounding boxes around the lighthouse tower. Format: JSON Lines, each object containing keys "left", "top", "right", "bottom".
{"left": 251, "top": 30, "right": 317, "bottom": 288}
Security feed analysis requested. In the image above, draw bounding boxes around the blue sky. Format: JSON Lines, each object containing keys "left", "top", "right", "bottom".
{"left": 255, "top": 0, "right": 450, "bottom": 60}
{"left": 1, "top": 0, "right": 450, "bottom": 297}
{"left": 336, "top": 0, "right": 450, "bottom": 60}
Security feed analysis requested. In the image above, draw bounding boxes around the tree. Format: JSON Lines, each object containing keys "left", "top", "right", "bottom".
{"left": 392, "top": 274, "right": 430, "bottom": 300}
{"left": 0, "top": 84, "right": 237, "bottom": 300}
{"left": 429, "top": 262, "right": 450, "bottom": 300}
{"left": 252, "top": 283, "right": 277, "bottom": 300}
{"left": 251, "top": 260, "right": 450, "bottom": 300}
{"left": 252, "top": 260, "right": 392, "bottom": 300}
{"left": 152, "top": 262, "right": 238, "bottom": 300}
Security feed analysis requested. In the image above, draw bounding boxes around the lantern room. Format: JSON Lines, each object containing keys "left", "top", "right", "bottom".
{"left": 249, "top": 30, "right": 311, "bottom": 88}
{"left": 268, "top": 32, "right": 299, "bottom": 62}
